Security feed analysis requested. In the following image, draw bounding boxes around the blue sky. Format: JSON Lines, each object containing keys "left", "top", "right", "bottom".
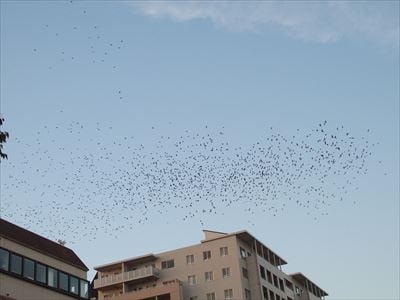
{"left": 0, "top": 1, "right": 399, "bottom": 299}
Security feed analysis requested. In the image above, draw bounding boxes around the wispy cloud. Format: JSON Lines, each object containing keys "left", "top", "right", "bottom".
{"left": 132, "top": 1, "right": 399, "bottom": 47}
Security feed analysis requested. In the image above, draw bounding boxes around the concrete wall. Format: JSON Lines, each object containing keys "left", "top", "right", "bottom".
{"left": 0, "top": 273, "right": 75, "bottom": 300}
{"left": 154, "top": 234, "right": 245, "bottom": 300}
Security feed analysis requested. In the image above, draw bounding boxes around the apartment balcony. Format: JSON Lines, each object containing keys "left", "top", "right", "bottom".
{"left": 100, "top": 279, "right": 183, "bottom": 300}
{"left": 94, "top": 266, "right": 160, "bottom": 289}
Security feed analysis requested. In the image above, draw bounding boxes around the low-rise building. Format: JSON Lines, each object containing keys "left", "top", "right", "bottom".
{"left": 92, "top": 229, "right": 328, "bottom": 300}
{"left": 0, "top": 218, "right": 90, "bottom": 300}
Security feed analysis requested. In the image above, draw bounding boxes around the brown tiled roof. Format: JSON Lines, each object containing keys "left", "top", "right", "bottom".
{"left": 0, "top": 218, "right": 88, "bottom": 271}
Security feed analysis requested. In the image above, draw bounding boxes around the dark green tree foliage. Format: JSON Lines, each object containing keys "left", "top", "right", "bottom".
{"left": 0, "top": 117, "right": 9, "bottom": 160}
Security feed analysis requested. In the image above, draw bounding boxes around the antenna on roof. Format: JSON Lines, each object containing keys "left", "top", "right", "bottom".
{"left": 57, "top": 239, "right": 66, "bottom": 246}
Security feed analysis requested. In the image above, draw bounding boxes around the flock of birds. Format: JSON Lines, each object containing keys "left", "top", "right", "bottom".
{"left": 1, "top": 120, "right": 375, "bottom": 242}
{"left": 32, "top": 0, "right": 126, "bottom": 100}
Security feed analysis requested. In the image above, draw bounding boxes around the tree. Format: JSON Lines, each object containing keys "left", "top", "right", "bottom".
{"left": 0, "top": 117, "right": 9, "bottom": 160}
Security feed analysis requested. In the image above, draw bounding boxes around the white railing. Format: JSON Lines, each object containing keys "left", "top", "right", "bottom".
{"left": 94, "top": 266, "right": 160, "bottom": 288}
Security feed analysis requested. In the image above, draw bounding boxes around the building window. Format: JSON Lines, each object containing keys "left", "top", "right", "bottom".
{"left": 59, "top": 271, "right": 69, "bottom": 291}
{"left": 205, "top": 271, "right": 214, "bottom": 281}
{"left": 36, "top": 263, "right": 46, "bottom": 283}
{"left": 260, "top": 265, "right": 266, "bottom": 279}
{"left": 10, "top": 253, "right": 22, "bottom": 275}
{"left": 276, "top": 295, "right": 281, "bottom": 300}
{"left": 285, "top": 279, "right": 294, "bottom": 291}
{"left": 245, "top": 288, "right": 252, "bottom": 300}
{"left": 0, "top": 248, "right": 9, "bottom": 271}
{"left": 273, "top": 274, "right": 279, "bottom": 288}
{"left": 70, "top": 275, "right": 79, "bottom": 295}
{"left": 269, "top": 290, "right": 275, "bottom": 300}
{"left": 242, "top": 267, "right": 248, "bottom": 279}
{"left": 186, "top": 254, "right": 194, "bottom": 264}
{"left": 161, "top": 259, "right": 174, "bottom": 269}
{"left": 190, "top": 297, "right": 198, "bottom": 300}
{"left": 222, "top": 267, "right": 231, "bottom": 278}
{"left": 224, "top": 288, "right": 233, "bottom": 299}
{"left": 262, "top": 286, "right": 269, "bottom": 299}
{"left": 206, "top": 292, "right": 216, "bottom": 300}
{"left": 79, "top": 281, "right": 88, "bottom": 299}
{"left": 48, "top": 267, "right": 58, "bottom": 288}
{"left": 188, "top": 275, "right": 196, "bottom": 285}
{"left": 23, "top": 258, "right": 35, "bottom": 280}
{"left": 240, "top": 247, "right": 247, "bottom": 258}
{"left": 295, "top": 285, "right": 303, "bottom": 295}
{"left": 279, "top": 278, "right": 285, "bottom": 292}
{"left": 267, "top": 270, "right": 272, "bottom": 284}
{"left": 220, "top": 246, "right": 228, "bottom": 256}
{"left": 203, "top": 250, "right": 211, "bottom": 260}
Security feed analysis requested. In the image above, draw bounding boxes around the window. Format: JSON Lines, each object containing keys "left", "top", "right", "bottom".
{"left": 59, "top": 271, "right": 69, "bottom": 291}
{"left": 285, "top": 279, "right": 293, "bottom": 291}
{"left": 188, "top": 275, "right": 196, "bottom": 285}
{"left": 262, "top": 286, "right": 269, "bottom": 300}
{"left": 279, "top": 278, "right": 285, "bottom": 292}
{"left": 242, "top": 267, "right": 248, "bottom": 279}
{"left": 220, "top": 246, "right": 228, "bottom": 256}
{"left": 267, "top": 270, "right": 272, "bottom": 284}
{"left": 23, "top": 258, "right": 35, "bottom": 280}
{"left": 206, "top": 292, "right": 216, "bottom": 300}
{"left": 186, "top": 254, "right": 194, "bottom": 264}
{"left": 260, "top": 265, "right": 266, "bottom": 279}
{"left": 190, "top": 297, "right": 198, "bottom": 300}
{"left": 245, "top": 288, "right": 252, "bottom": 300}
{"left": 273, "top": 274, "right": 279, "bottom": 288}
{"left": 161, "top": 259, "right": 174, "bottom": 269}
{"left": 36, "top": 263, "right": 46, "bottom": 283}
{"left": 222, "top": 267, "right": 231, "bottom": 278}
{"left": 224, "top": 288, "right": 233, "bottom": 299}
{"left": 0, "top": 248, "right": 9, "bottom": 271}
{"left": 10, "top": 253, "right": 22, "bottom": 275}
{"left": 276, "top": 295, "right": 281, "bottom": 300}
{"left": 205, "top": 271, "right": 213, "bottom": 281}
{"left": 70, "top": 276, "right": 79, "bottom": 294}
{"left": 203, "top": 250, "right": 211, "bottom": 260}
{"left": 80, "top": 280, "right": 89, "bottom": 299}
{"left": 295, "top": 286, "right": 303, "bottom": 295}
{"left": 240, "top": 247, "right": 247, "bottom": 258}
{"left": 269, "top": 290, "right": 275, "bottom": 300}
{"left": 48, "top": 267, "right": 58, "bottom": 288}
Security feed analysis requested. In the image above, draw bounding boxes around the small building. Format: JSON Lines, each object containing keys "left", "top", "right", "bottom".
{"left": 0, "top": 218, "right": 90, "bottom": 300}
{"left": 92, "top": 229, "right": 328, "bottom": 300}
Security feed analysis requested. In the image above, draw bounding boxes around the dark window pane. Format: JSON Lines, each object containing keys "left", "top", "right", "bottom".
{"left": 0, "top": 249, "right": 9, "bottom": 271}
{"left": 80, "top": 280, "right": 89, "bottom": 298}
{"left": 10, "top": 254, "right": 22, "bottom": 275}
{"left": 48, "top": 267, "right": 58, "bottom": 288}
{"left": 23, "top": 258, "right": 35, "bottom": 280}
{"left": 70, "top": 276, "right": 79, "bottom": 295}
{"left": 36, "top": 263, "right": 46, "bottom": 283}
{"left": 59, "top": 272, "right": 68, "bottom": 291}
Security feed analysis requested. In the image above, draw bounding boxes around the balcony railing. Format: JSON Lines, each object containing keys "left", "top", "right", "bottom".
{"left": 94, "top": 266, "right": 160, "bottom": 289}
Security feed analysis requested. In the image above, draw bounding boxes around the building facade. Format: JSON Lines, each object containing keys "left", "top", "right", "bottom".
{"left": 93, "top": 230, "right": 328, "bottom": 300}
{"left": 0, "top": 218, "right": 90, "bottom": 300}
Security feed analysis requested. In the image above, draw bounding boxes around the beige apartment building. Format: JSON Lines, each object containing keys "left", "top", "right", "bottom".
{"left": 93, "top": 230, "right": 328, "bottom": 300}
{"left": 0, "top": 218, "right": 90, "bottom": 300}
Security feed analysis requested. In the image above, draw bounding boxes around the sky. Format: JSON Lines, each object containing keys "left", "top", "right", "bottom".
{"left": 0, "top": 1, "right": 399, "bottom": 299}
